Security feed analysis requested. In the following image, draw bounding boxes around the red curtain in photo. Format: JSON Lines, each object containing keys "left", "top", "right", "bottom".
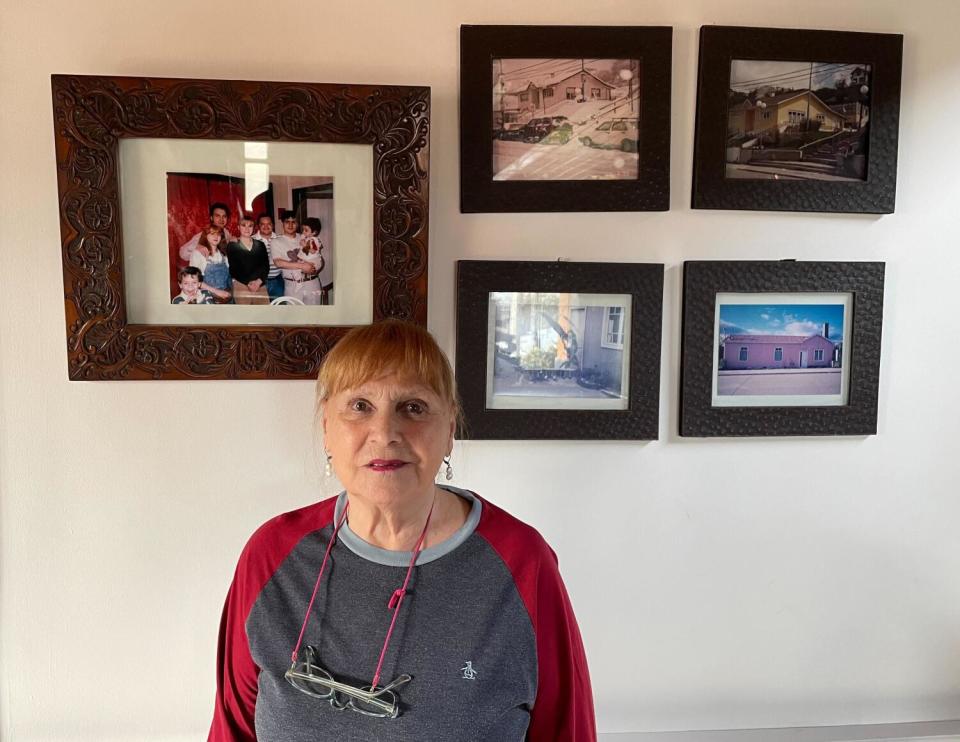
{"left": 166, "top": 173, "right": 268, "bottom": 295}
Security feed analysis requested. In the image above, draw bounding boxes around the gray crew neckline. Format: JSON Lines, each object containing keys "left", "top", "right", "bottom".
{"left": 332, "top": 485, "right": 482, "bottom": 567}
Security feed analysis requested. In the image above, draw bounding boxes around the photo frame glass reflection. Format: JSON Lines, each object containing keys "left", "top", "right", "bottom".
{"left": 492, "top": 58, "right": 641, "bottom": 181}
{"left": 486, "top": 292, "right": 631, "bottom": 410}
{"left": 712, "top": 292, "right": 853, "bottom": 408}
{"left": 726, "top": 60, "right": 872, "bottom": 182}
{"left": 120, "top": 137, "right": 374, "bottom": 327}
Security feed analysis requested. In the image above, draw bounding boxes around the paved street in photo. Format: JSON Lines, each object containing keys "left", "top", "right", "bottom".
{"left": 717, "top": 368, "right": 842, "bottom": 396}
{"left": 493, "top": 375, "right": 612, "bottom": 398}
{"left": 494, "top": 140, "right": 638, "bottom": 180}
{"left": 725, "top": 163, "right": 860, "bottom": 182}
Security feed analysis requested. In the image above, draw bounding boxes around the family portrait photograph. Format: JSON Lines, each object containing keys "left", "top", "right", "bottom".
{"left": 726, "top": 60, "right": 872, "bottom": 181}
{"left": 713, "top": 294, "right": 851, "bottom": 407}
{"left": 492, "top": 57, "right": 641, "bottom": 181}
{"left": 166, "top": 172, "right": 335, "bottom": 307}
{"left": 486, "top": 291, "right": 632, "bottom": 410}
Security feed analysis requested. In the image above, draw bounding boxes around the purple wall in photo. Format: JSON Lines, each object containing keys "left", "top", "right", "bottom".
{"left": 581, "top": 307, "right": 624, "bottom": 392}
{"left": 723, "top": 334, "right": 835, "bottom": 370}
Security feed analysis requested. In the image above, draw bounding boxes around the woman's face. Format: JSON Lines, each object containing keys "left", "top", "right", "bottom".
{"left": 207, "top": 230, "right": 222, "bottom": 248}
{"left": 322, "top": 373, "right": 454, "bottom": 508}
{"left": 239, "top": 220, "right": 255, "bottom": 237}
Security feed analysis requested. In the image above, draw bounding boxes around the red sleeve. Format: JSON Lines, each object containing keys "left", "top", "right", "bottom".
{"left": 208, "top": 498, "right": 336, "bottom": 742}
{"left": 475, "top": 497, "right": 597, "bottom": 742}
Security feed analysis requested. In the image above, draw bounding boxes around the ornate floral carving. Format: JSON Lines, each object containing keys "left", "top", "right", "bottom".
{"left": 52, "top": 75, "right": 430, "bottom": 380}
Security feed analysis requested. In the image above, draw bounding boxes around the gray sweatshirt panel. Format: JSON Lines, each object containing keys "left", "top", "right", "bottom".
{"left": 247, "top": 525, "right": 537, "bottom": 741}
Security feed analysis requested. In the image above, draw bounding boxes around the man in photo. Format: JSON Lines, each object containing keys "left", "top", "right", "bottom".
{"left": 179, "top": 202, "right": 234, "bottom": 263}
{"left": 171, "top": 266, "right": 215, "bottom": 304}
{"left": 255, "top": 213, "right": 283, "bottom": 301}
{"left": 271, "top": 212, "right": 318, "bottom": 303}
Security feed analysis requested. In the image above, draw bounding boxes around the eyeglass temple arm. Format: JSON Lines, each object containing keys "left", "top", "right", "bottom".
{"left": 286, "top": 668, "right": 411, "bottom": 705}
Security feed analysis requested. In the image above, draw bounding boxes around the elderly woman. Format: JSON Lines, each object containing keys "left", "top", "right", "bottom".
{"left": 209, "top": 320, "right": 595, "bottom": 741}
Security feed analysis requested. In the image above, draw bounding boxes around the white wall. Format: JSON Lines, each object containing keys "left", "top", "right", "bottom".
{"left": 2, "top": 1, "right": 959, "bottom": 739}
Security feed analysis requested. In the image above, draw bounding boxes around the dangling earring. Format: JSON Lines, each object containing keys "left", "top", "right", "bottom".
{"left": 324, "top": 452, "right": 332, "bottom": 478}
{"left": 443, "top": 456, "right": 453, "bottom": 481}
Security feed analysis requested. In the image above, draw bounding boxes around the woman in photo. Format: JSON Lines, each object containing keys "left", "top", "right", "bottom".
{"left": 226, "top": 215, "right": 270, "bottom": 305}
{"left": 208, "top": 320, "right": 596, "bottom": 741}
{"left": 190, "top": 229, "right": 232, "bottom": 303}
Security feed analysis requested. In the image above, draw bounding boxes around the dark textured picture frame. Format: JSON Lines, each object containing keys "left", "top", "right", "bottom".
{"left": 680, "top": 261, "right": 885, "bottom": 437}
{"left": 51, "top": 74, "right": 430, "bottom": 380}
{"left": 460, "top": 25, "right": 672, "bottom": 213}
{"left": 692, "top": 26, "right": 903, "bottom": 214}
{"left": 456, "top": 260, "right": 663, "bottom": 440}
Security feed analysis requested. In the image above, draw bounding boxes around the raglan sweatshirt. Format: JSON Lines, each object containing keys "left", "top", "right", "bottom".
{"left": 208, "top": 487, "right": 596, "bottom": 741}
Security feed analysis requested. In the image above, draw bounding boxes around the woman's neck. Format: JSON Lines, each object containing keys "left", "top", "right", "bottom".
{"left": 345, "top": 487, "right": 470, "bottom": 552}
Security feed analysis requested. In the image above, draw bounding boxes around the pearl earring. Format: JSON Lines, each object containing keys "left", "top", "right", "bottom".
{"left": 324, "top": 453, "right": 332, "bottom": 478}
{"left": 443, "top": 456, "right": 453, "bottom": 481}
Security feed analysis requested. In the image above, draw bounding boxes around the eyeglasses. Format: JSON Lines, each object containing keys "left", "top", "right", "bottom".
{"left": 285, "top": 645, "right": 411, "bottom": 718}
{"left": 285, "top": 498, "right": 435, "bottom": 719}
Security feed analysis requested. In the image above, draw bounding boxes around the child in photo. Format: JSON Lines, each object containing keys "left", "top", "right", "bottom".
{"left": 189, "top": 229, "right": 232, "bottom": 302}
{"left": 172, "top": 266, "right": 216, "bottom": 304}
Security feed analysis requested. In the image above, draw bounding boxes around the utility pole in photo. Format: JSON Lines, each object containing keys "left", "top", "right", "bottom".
{"left": 580, "top": 58, "right": 586, "bottom": 101}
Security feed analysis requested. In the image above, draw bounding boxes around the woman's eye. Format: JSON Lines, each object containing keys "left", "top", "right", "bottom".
{"left": 350, "top": 399, "right": 371, "bottom": 412}
{"left": 403, "top": 401, "right": 426, "bottom": 415}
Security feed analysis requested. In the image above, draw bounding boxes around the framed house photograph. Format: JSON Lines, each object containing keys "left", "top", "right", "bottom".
{"left": 456, "top": 260, "right": 664, "bottom": 440}
{"left": 51, "top": 74, "right": 430, "bottom": 380}
{"left": 460, "top": 25, "right": 672, "bottom": 212}
{"left": 680, "top": 261, "right": 885, "bottom": 437}
{"left": 691, "top": 26, "right": 903, "bottom": 213}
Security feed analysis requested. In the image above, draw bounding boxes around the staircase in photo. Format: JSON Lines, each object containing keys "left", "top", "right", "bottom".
{"left": 745, "top": 130, "right": 864, "bottom": 178}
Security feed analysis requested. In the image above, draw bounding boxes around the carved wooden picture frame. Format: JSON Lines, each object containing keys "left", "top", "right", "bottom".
{"left": 51, "top": 74, "right": 430, "bottom": 380}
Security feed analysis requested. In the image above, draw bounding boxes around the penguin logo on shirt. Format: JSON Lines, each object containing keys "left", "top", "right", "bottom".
{"left": 460, "top": 661, "right": 478, "bottom": 680}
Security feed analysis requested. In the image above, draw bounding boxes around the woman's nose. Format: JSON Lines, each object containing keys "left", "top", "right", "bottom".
{"left": 368, "top": 410, "right": 402, "bottom": 443}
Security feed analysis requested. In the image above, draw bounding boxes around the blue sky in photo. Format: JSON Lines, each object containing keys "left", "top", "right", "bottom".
{"left": 720, "top": 304, "right": 844, "bottom": 342}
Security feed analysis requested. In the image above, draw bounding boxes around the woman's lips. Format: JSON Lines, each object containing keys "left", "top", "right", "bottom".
{"left": 367, "top": 459, "right": 407, "bottom": 472}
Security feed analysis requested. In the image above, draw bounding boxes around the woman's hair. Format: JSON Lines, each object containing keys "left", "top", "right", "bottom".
{"left": 198, "top": 228, "right": 226, "bottom": 255}
{"left": 316, "top": 319, "right": 462, "bottom": 425}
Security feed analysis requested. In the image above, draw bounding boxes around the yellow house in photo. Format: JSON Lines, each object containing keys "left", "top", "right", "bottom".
{"left": 728, "top": 89, "right": 848, "bottom": 137}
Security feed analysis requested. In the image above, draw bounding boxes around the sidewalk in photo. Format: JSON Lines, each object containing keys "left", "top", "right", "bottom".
{"left": 718, "top": 368, "right": 841, "bottom": 396}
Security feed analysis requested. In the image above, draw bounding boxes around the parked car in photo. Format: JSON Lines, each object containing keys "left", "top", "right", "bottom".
{"left": 521, "top": 117, "right": 555, "bottom": 143}
{"left": 494, "top": 122, "right": 525, "bottom": 141}
{"left": 579, "top": 117, "right": 639, "bottom": 152}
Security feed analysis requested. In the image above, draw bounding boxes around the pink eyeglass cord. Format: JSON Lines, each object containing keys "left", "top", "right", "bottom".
{"left": 290, "top": 497, "right": 436, "bottom": 690}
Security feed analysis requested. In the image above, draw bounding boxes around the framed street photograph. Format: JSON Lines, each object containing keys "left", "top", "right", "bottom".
{"left": 680, "top": 261, "right": 885, "bottom": 437}
{"left": 51, "top": 74, "right": 430, "bottom": 380}
{"left": 460, "top": 25, "right": 672, "bottom": 212}
{"left": 692, "top": 26, "right": 903, "bottom": 213}
{"left": 457, "top": 260, "right": 664, "bottom": 439}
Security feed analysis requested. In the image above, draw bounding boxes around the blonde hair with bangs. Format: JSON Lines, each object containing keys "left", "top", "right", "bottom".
{"left": 316, "top": 320, "right": 462, "bottom": 425}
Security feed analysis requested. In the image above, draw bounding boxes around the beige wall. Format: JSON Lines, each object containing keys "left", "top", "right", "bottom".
{"left": 2, "top": 1, "right": 960, "bottom": 740}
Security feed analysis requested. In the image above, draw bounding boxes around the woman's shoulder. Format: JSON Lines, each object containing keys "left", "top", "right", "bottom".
{"left": 235, "top": 497, "right": 338, "bottom": 578}
{"left": 471, "top": 493, "right": 557, "bottom": 568}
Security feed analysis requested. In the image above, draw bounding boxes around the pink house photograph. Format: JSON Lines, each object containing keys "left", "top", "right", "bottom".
{"left": 717, "top": 302, "right": 845, "bottom": 399}
{"left": 722, "top": 330, "right": 836, "bottom": 370}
